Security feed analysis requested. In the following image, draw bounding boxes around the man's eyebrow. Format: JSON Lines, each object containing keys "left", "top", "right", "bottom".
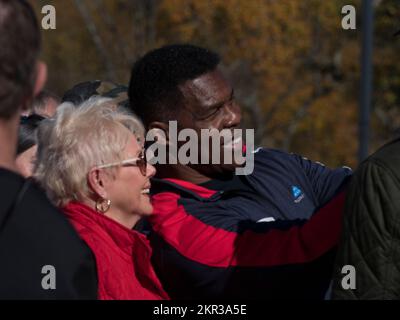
{"left": 230, "top": 89, "right": 235, "bottom": 99}
{"left": 208, "top": 89, "right": 234, "bottom": 109}
{"left": 224, "top": 88, "right": 235, "bottom": 103}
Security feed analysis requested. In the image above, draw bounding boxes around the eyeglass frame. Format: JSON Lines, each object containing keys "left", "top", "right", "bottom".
{"left": 94, "top": 152, "right": 147, "bottom": 176}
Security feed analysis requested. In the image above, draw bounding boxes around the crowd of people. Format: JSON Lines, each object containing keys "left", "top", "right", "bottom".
{"left": 1, "top": 0, "right": 399, "bottom": 300}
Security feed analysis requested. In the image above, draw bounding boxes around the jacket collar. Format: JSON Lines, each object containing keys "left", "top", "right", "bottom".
{"left": 151, "top": 178, "right": 222, "bottom": 201}
{"left": 63, "top": 202, "right": 149, "bottom": 257}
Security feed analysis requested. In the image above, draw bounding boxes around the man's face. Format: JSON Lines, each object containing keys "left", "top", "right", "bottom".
{"left": 176, "top": 68, "right": 242, "bottom": 177}
{"left": 40, "top": 97, "right": 59, "bottom": 118}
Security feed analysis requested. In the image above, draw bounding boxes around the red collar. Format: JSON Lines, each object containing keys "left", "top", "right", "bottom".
{"left": 162, "top": 178, "right": 218, "bottom": 198}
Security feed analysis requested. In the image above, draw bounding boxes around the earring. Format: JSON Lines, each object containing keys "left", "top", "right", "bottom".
{"left": 95, "top": 198, "right": 111, "bottom": 214}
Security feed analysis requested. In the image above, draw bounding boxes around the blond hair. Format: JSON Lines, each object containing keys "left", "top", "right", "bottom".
{"left": 35, "top": 96, "right": 145, "bottom": 207}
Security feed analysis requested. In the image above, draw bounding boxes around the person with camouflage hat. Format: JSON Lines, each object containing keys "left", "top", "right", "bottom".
{"left": 62, "top": 80, "right": 129, "bottom": 109}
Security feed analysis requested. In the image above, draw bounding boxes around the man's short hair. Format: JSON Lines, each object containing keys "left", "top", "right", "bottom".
{"left": 128, "top": 44, "right": 220, "bottom": 126}
{"left": 0, "top": 0, "right": 41, "bottom": 119}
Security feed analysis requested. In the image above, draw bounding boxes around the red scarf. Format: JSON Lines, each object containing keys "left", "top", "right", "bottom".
{"left": 63, "top": 202, "right": 169, "bottom": 300}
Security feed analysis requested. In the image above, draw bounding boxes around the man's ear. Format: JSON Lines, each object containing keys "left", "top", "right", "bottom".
{"left": 33, "top": 61, "right": 47, "bottom": 97}
{"left": 20, "top": 61, "right": 48, "bottom": 113}
{"left": 87, "top": 168, "right": 109, "bottom": 199}
{"left": 148, "top": 121, "right": 169, "bottom": 144}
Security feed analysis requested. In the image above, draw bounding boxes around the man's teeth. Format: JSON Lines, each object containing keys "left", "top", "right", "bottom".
{"left": 141, "top": 189, "right": 150, "bottom": 194}
{"left": 223, "top": 137, "right": 242, "bottom": 148}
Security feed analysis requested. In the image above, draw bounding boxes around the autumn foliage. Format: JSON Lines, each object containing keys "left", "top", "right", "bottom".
{"left": 30, "top": 0, "right": 400, "bottom": 168}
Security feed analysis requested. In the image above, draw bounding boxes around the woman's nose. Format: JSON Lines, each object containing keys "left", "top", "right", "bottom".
{"left": 147, "top": 163, "right": 156, "bottom": 178}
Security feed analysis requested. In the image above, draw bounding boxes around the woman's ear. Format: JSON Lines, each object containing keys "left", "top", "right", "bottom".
{"left": 87, "top": 168, "right": 108, "bottom": 199}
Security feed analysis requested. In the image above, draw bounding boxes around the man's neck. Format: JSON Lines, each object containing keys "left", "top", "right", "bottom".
{"left": 0, "top": 115, "right": 19, "bottom": 173}
{"left": 155, "top": 164, "right": 212, "bottom": 185}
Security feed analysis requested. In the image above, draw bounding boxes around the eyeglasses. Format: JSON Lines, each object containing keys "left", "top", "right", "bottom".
{"left": 95, "top": 152, "right": 147, "bottom": 176}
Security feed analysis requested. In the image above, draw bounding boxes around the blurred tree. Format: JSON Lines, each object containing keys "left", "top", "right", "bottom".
{"left": 155, "top": 0, "right": 360, "bottom": 167}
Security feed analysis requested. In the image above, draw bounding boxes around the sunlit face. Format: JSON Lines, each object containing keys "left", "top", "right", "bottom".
{"left": 15, "top": 145, "right": 37, "bottom": 178}
{"left": 177, "top": 68, "right": 242, "bottom": 176}
{"left": 104, "top": 134, "right": 156, "bottom": 218}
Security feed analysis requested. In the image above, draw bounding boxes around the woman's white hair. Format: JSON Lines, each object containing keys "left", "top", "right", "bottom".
{"left": 34, "top": 96, "right": 145, "bottom": 207}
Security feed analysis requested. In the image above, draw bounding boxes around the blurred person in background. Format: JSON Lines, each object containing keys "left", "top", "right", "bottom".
{"left": 62, "top": 80, "right": 129, "bottom": 110}
{"left": 21, "top": 90, "right": 60, "bottom": 118}
{"left": 31, "top": 90, "right": 60, "bottom": 117}
{"left": 16, "top": 114, "right": 45, "bottom": 178}
{"left": 0, "top": 0, "right": 97, "bottom": 299}
{"left": 35, "top": 97, "right": 168, "bottom": 300}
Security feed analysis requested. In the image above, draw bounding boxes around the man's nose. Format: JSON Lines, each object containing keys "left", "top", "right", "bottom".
{"left": 223, "top": 102, "right": 242, "bottom": 128}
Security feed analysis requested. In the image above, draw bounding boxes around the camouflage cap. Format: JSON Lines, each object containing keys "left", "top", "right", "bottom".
{"left": 62, "top": 80, "right": 129, "bottom": 108}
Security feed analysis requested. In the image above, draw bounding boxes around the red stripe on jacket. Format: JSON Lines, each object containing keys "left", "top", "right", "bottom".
{"left": 149, "top": 190, "right": 345, "bottom": 268}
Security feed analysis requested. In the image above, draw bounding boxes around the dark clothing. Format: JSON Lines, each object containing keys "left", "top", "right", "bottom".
{"left": 148, "top": 148, "right": 351, "bottom": 299}
{"left": 332, "top": 138, "right": 400, "bottom": 299}
{"left": 0, "top": 168, "right": 98, "bottom": 299}
{"left": 199, "top": 173, "right": 255, "bottom": 193}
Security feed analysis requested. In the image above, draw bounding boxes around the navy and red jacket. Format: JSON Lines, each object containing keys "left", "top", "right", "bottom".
{"left": 147, "top": 148, "right": 352, "bottom": 299}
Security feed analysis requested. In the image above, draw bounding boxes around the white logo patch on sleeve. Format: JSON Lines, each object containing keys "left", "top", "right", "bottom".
{"left": 257, "top": 217, "right": 276, "bottom": 223}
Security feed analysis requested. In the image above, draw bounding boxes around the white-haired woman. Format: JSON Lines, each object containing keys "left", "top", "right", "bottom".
{"left": 35, "top": 97, "right": 168, "bottom": 300}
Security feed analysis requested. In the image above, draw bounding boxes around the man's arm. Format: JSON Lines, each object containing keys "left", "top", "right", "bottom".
{"left": 292, "top": 154, "right": 352, "bottom": 206}
{"left": 332, "top": 161, "right": 400, "bottom": 299}
{"left": 151, "top": 190, "right": 345, "bottom": 267}
{"left": 149, "top": 189, "right": 346, "bottom": 298}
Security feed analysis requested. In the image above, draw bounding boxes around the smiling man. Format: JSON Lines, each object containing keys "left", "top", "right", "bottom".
{"left": 129, "top": 44, "right": 351, "bottom": 299}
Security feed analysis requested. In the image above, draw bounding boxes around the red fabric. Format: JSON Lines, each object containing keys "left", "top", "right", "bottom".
{"left": 150, "top": 181, "right": 346, "bottom": 267}
{"left": 62, "top": 202, "right": 169, "bottom": 300}
{"left": 163, "top": 178, "right": 217, "bottom": 198}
